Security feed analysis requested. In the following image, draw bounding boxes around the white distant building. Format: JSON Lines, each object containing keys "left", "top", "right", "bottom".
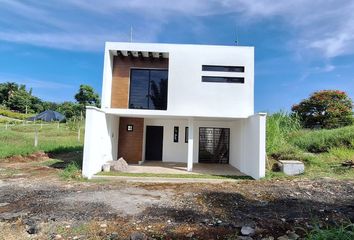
{"left": 82, "top": 42, "right": 266, "bottom": 179}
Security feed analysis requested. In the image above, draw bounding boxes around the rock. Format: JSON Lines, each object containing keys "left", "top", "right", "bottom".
{"left": 108, "top": 158, "right": 128, "bottom": 172}
{"left": 238, "top": 237, "right": 253, "bottom": 240}
{"left": 130, "top": 232, "right": 148, "bottom": 240}
{"left": 0, "top": 202, "right": 9, "bottom": 207}
{"left": 54, "top": 234, "right": 63, "bottom": 240}
{"left": 241, "top": 226, "right": 255, "bottom": 236}
{"left": 277, "top": 235, "right": 289, "bottom": 240}
{"left": 109, "top": 232, "right": 119, "bottom": 240}
{"left": 287, "top": 231, "right": 299, "bottom": 240}
{"left": 0, "top": 202, "right": 10, "bottom": 207}
{"left": 100, "top": 223, "right": 107, "bottom": 228}
{"left": 186, "top": 232, "right": 194, "bottom": 238}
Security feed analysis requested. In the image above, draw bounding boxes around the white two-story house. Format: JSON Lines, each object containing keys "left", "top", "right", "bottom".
{"left": 82, "top": 42, "right": 266, "bottom": 179}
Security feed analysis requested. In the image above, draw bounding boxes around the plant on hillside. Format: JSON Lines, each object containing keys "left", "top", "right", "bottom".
{"left": 292, "top": 90, "right": 353, "bottom": 129}
{"left": 266, "top": 111, "right": 301, "bottom": 154}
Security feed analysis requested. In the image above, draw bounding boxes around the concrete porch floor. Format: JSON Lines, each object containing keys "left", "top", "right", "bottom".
{"left": 126, "top": 161, "right": 246, "bottom": 176}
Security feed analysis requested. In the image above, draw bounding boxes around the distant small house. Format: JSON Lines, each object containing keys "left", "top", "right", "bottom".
{"left": 27, "top": 110, "right": 65, "bottom": 122}
{"left": 82, "top": 42, "right": 266, "bottom": 179}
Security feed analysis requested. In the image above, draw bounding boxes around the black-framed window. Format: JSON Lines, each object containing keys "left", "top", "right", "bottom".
{"left": 202, "top": 76, "right": 244, "bottom": 83}
{"left": 129, "top": 69, "right": 168, "bottom": 110}
{"left": 199, "top": 127, "right": 230, "bottom": 164}
{"left": 202, "top": 65, "right": 244, "bottom": 72}
{"left": 173, "top": 126, "right": 179, "bottom": 142}
{"left": 185, "top": 127, "right": 188, "bottom": 143}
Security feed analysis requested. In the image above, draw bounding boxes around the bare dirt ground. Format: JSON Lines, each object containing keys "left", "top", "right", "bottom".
{"left": 0, "top": 152, "right": 353, "bottom": 240}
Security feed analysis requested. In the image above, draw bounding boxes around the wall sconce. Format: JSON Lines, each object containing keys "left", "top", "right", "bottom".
{"left": 127, "top": 124, "right": 133, "bottom": 132}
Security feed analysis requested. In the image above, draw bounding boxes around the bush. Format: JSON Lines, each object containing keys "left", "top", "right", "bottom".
{"left": 289, "top": 125, "right": 354, "bottom": 153}
{"left": 292, "top": 90, "right": 353, "bottom": 129}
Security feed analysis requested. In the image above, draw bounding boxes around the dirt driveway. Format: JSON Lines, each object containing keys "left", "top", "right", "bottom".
{"left": 0, "top": 153, "right": 353, "bottom": 240}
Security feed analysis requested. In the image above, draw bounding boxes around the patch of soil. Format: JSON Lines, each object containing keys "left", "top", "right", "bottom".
{"left": 0, "top": 154, "right": 353, "bottom": 239}
{"left": 3, "top": 151, "right": 49, "bottom": 163}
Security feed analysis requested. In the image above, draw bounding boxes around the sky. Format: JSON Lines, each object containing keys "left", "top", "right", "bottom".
{"left": 0, "top": 0, "right": 354, "bottom": 112}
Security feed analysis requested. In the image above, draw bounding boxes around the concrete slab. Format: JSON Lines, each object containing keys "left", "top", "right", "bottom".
{"left": 125, "top": 161, "right": 246, "bottom": 176}
{"left": 279, "top": 160, "right": 305, "bottom": 176}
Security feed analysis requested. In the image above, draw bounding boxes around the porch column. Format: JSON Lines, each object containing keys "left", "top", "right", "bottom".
{"left": 187, "top": 118, "right": 194, "bottom": 171}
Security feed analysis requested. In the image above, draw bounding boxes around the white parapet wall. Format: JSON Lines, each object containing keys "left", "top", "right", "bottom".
{"left": 82, "top": 107, "right": 119, "bottom": 179}
{"left": 239, "top": 113, "right": 267, "bottom": 179}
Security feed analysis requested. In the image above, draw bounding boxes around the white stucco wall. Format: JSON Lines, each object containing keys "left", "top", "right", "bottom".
{"left": 82, "top": 107, "right": 119, "bottom": 179}
{"left": 143, "top": 118, "right": 189, "bottom": 162}
{"left": 143, "top": 118, "right": 245, "bottom": 166}
{"left": 101, "top": 42, "right": 254, "bottom": 118}
{"left": 239, "top": 113, "right": 267, "bottom": 179}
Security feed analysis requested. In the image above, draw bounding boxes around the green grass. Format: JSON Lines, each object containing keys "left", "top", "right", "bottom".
{"left": 98, "top": 171, "right": 253, "bottom": 180}
{"left": 267, "top": 112, "right": 354, "bottom": 180}
{"left": 0, "top": 123, "right": 83, "bottom": 159}
{"left": 306, "top": 224, "right": 354, "bottom": 240}
{"left": 0, "top": 108, "right": 32, "bottom": 120}
{"left": 266, "top": 111, "right": 301, "bottom": 154}
{"left": 289, "top": 125, "right": 354, "bottom": 153}
{"left": 59, "top": 161, "right": 82, "bottom": 180}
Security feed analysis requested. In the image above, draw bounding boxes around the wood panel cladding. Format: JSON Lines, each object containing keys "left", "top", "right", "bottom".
{"left": 118, "top": 117, "right": 144, "bottom": 164}
{"left": 111, "top": 56, "right": 168, "bottom": 108}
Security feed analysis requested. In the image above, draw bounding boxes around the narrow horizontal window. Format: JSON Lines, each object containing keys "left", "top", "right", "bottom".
{"left": 202, "top": 65, "right": 244, "bottom": 72}
{"left": 202, "top": 76, "right": 244, "bottom": 83}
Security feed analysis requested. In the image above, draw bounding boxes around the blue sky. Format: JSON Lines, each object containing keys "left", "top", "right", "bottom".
{"left": 0, "top": 0, "right": 354, "bottom": 112}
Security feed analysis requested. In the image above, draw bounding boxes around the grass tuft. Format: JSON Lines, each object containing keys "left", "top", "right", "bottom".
{"left": 306, "top": 224, "right": 354, "bottom": 240}
{"left": 59, "top": 161, "right": 82, "bottom": 180}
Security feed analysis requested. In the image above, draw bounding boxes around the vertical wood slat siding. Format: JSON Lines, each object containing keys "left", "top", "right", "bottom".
{"left": 111, "top": 56, "right": 169, "bottom": 108}
{"left": 118, "top": 117, "right": 144, "bottom": 164}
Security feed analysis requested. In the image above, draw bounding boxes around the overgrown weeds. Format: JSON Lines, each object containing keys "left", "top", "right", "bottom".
{"left": 306, "top": 223, "right": 354, "bottom": 240}
{"left": 59, "top": 161, "right": 82, "bottom": 180}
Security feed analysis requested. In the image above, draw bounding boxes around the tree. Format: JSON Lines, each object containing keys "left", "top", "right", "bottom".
{"left": 74, "top": 85, "right": 100, "bottom": 108}
{"left": 0, "top": 82, "right": 19, "bottom": 105}
{"left": 292, "top": 90, "right": 353, "bottom": 129}
{"left": 57, "top": 101, "right": 81, "bottom": 119}
{"left": 6, "top": 89, "right": 32, "bottom": 113}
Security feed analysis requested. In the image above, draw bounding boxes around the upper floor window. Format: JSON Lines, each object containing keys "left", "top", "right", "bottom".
{"left": 129, "top": 69, "right": 168, "bottom": 110}
{"left": 202, "top": 65, "right": 244, "bottom": 72}
{"left": 202, "top": 76, "right": 244, "bottom": 83}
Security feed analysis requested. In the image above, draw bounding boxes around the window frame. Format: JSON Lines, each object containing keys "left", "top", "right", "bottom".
{"left": 128, "top": 68, "right": 169, "bottom": 110}
{"left": 201, "top": 76, "right": 244, "bottom": 83}
{"left": 202, "top": 65, "right": 245, "bottom": 72}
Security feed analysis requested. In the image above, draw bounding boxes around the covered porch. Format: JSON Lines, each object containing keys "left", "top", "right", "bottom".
{"left": 82, "top": 107, "right": 266, "bottom": 180}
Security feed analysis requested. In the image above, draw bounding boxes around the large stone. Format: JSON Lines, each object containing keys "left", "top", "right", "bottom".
{"left": 241, "top": 226, "right": 255, "bottom": 236}
{"left": 279, "top": 160, "right": 304, "bottom": 176}
{"left": 108, "top": 158, "right": 129, "bottom": 172}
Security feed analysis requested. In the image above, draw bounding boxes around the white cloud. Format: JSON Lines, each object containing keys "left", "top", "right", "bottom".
{"left": 0, "top": 74, "right": 73, "bottom": 89}
{"left": 1, "top": 0, "right": 354, "bottom": 58}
